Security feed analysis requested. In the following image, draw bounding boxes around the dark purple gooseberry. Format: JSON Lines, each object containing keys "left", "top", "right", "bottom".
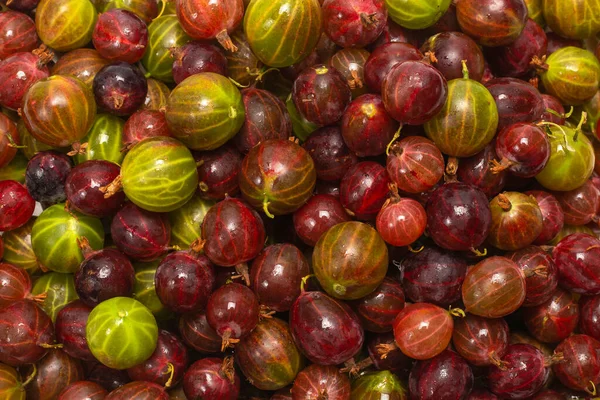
{"left": 400, "top": 245, "right": 468, "bottom": 307}
{"left": 235, "top": 87, "right": 292, "bottom": 154}
{"left": 488, "top": 344, "right": 549, "bottom": 399}
{"left": 552, "top": 335, "right": 600, "bottom": 395}
{"left": 183, "top": 357, "right": 240, "bottom": 400}
{"left": 1, "top": 0, "right": 39, "bottom": 12}
{"left": 55, "top": 300, "right": 94, "bottom": 361}
{"left": 155, "top": 250, "right": 215, "bottom": 314}
{"left": 366, "top": 332, "right": 413, "bottom": 377}
{"left": 0, "top": 180, "right": 35, "bottom": 232}
{"left": 420, "top": 32, "right": 485, "bottom": 82}
{"left": 201, "top": 197, "right": 266, "bottom": 281}
{"left": 178, "top": 312, "right": 222, "bottom": 354}
{"left": 206, "top": 283, "right": 260, "bottom": 350}
{"left": 123, "top": 109, "right": 172, "bottom": 148}
{"left": 85, "top": 361, "right": 131, "bottom": 391}
{"left": 111, "top": 202, "right": 171, "bottom": 262}
{"left": 371, "top": 19, "right": 421, "bottom": 48}
{"left": 508, "top": 246, "right": 558, "bottom": 307}
{"left": 127, "top": 329, "right": 189, "bottom": 387}
{"left": 580, "top": 295, "right": 600, "bottom": 341}
{"left": 364, "top": 42, "right": 423, "bottom": 93}
{"left": 485, "top": 78, "right": 545, "bottom": 131}
{"left": 485, "top": 18, "right": 547, "bottom": 78}
{"left": 426, "top": 182, "right": 492, "bottom": 252}
{"left": 321, "top": 0, "right": 387, "bottom": 48}
{"left": 340, "top": 93, "right": 399, "bottom": 157}
{"left": 249, "top": 243, "right": 310, "bottom": 312}
{"left": 553, "top": 233, "right": 600, "bottom": 295}
{"left": 303, "top": 126, "right": 358, "bottom": 181}
{"left": 293, "top": 194, "right": 351, "bottom": 246}
{"left": 292, "top": 64, "right": 352, "bottom": 126}
{"left": 75, "top": 242, "right": 136, "bottom": 307}
{"left": 540, "top": 94, "right": 565, "bottom": 125}
{"left": 457, "top": 141, "right": 507, "bottom": 198}
{"left": 382, "top": 60, "right": 448, "bottom": 125}
{"left": 292, "top": 364, "right": 351, "bottom": 400}
{"left": 172, "top": 41, "right": 228, "bottom": 84}
{"left": 523, "top": 287, "right": 580, "bottom": 344}
{"left": 65, "top": 160, "right": 125, "bottom": 218}
{"left": 525, "top": 190, "right": 564, "bottom": 245}
{"left": 554, "top": 180, "right": 599, "bottom": 226}
{"left": 354, "top": 277, "right": 405, "bottom": 333}
{"left": 340, "top": 161, "right": 390, "bottom": 220}
{"left": 409, "top": 350, "right": 474, "bottom": 400}
{"left": 92, "top": 9, "right": 148, "bottom": 64}
{"left": 290, "top": 290, "right": 364, "bottom": 366}
{"left": 25, "top": 150, "right": 72, "bottom": 206}
{"left": 0, "top": 299, "right": 56, "bottom": 366}
{"left": 452, "top": 314, "right": 509, "bottom": 367}
{"left": 195, "top": 143, "right": 243, "bottom": 200}
{"left": 93, "top": 62, "right": 148, "bottom": 116}
{"left": 492, "top": 123, "right": 551, "bottom": 178}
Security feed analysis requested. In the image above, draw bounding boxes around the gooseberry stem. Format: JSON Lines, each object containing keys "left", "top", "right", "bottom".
{"left": 262, "top": 198, "right": 275, "bottom": 219}
{"left": 470, "top": 247, "right": 487, "bottom": 257}
{"left": 164, "top": 363, "right": 175, "bottom": 388}
{"left": 235, "top": 263, "right": 250, "bottom": 286}
{"left": 497, "top": 193, "right": 512, "bottom": 211}
{"left": 21, "top": 364, "right": 37, "bottom": 388}
{"left": 221, "top": 356, "right": 236, "bottom": 383}
{"left": 340, "top": 357, "right": 374, "bottom": 377}
{"left": 574, "top": 111, "right": 587, "bottom": 142}
{"left": 300, "top": 274, "right": 316, "bottom": 292}
{"left": 408, "top": 244, "right": 424, "bottom": 253}
{"left": 449, "top": 307, "right": 466, "bottom": 318}
{"left": 461, "top": 60, "right": 470, "bottom": 79}
{"left": 385, "top": 125, "right": 403, "bottom": 156}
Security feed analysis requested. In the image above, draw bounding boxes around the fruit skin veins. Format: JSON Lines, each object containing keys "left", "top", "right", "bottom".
{"left": 120, "top": 136, "right": 198, "bottom": 213}
{"left": 385, "top": 0, "right": 451, "bottom": 30}
{"left": 166, "top": 72, "right": 245, "bottom": 151}
{"left": 312, "top": 221, "right": 388, "bottom": 300}
{"left": 543, "top": 0, "right": 600, "bottom": 39}
{"left": 243, "top": 0, "right": 322, "bottom": 68}
{"left": 85, "top": 297, "right": 158, "bottom": 370}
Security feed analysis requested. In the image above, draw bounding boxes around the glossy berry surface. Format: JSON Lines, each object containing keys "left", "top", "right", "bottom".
{"left": 93, "top": 62, "right": 148, "bottom": 116}
{"left": 303, "top": 126, "right": 358, "bottom": 181}
{"left": 92, "top": 9, "right": 148, "bottom": 63}
{"left": 290, "top": 290, "right": 364, "bottom": 365}
{"left": 409, "top": 350, "right": 474, "bottom": 400}
{"left": 155, "top": 251, "right": 215, "bottom": 314}
{"left": 75, "top": 247, "right": 136, "bottom": 307}
{"left": 426, "top": 182, "right": 491, "bottom": 252}
{"left": 65, "top": 160, "right": 124, "bottom": 218}
{"left": 25, "top": 151, "right": 72, "bottom": 206}
{"left": 0, "top": 180, "right": 35, "bottom": 232}
{"left": 340, "top": 161, "right": 390, "bottom": 221}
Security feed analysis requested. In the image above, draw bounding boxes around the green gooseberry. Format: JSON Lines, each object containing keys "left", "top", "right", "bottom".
{"left": 31, "top": 204, "right": 104, "bottom": 273}
{"left": 168, "top": 194, "right": 215, "bottom": 249}
{"left": 31, "top": 272, "right": 78, "bottom": 322}
{"left": 74, "top": 114, "right": 124, "bottom": 165}
{"left": 535, "top": 118, "right": 595, "bottom": 191}
{"left": 86, "top": 297, "right": 158, "bottom": 370}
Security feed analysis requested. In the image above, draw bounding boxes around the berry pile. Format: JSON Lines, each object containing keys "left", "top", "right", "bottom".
{"left": 1, "top": 0, "right": 600, "bottom": 398}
